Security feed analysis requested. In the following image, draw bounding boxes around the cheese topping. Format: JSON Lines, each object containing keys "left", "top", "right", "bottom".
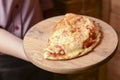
{"left": 44, "top": 13, "right": 101, "bottom": 60}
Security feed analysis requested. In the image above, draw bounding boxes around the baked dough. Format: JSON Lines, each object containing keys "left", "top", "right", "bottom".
{"left": 43, "top": 13, "right": 101, "bottom": 60}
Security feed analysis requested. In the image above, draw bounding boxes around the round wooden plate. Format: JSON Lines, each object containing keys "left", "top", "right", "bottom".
{"left": 23, "top": 16, "right": 118, "bottom": 74}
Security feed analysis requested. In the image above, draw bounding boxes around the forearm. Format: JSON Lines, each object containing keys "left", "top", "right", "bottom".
{"left": 0, "top": 28, "right": 29, "bottom": 61}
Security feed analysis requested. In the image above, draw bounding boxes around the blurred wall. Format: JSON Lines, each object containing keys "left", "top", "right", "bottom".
{"left": 107, "top": 0, "right": 120, "bottom": 80}
{"left": 52, "top": 0, "right": 102, "bottom": 18}
{"left": 39, "top": 0, "right": 54, "bottom": 18}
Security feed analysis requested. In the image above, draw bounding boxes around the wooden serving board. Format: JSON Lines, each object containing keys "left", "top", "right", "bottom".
{"left": 23, "top": 16, "right": 118, "bottom": 74}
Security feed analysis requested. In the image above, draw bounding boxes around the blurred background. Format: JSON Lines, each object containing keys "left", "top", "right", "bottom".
{"left": 39, "top": 0, "right": 119, "bottom": 80}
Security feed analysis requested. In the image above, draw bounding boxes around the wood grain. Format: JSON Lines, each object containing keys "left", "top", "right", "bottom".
{"left": 23, "top": 16, "right": 118, "bottom": 74}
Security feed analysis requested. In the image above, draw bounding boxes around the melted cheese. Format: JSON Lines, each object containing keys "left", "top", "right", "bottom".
{"left": 44, "top": 13, "right": 101, "bottom": 60}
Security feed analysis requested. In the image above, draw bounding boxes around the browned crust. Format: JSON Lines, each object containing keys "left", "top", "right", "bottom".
{"left": 44, "top": 13, "right": 102, "bottom": 60}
